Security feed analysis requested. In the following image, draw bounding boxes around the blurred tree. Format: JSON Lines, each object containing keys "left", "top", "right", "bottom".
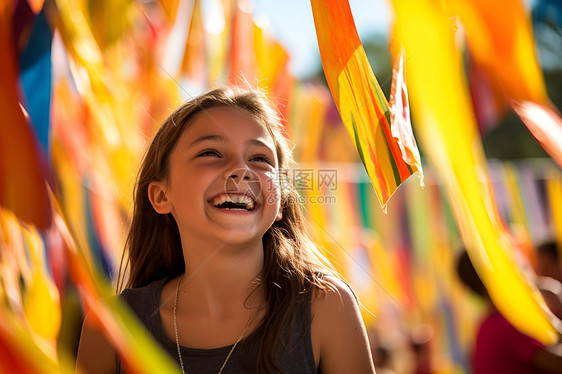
{"left": 308, "top": 18, "right": 562, "bottom": 162}
{"left": 483, "top": 0, "right": 562, "bottom": 161}
{"left": 308, "top": 33, "right": 392, "bottom": 96}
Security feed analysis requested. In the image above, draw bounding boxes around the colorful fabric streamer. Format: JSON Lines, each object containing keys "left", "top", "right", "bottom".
{"left": 0, "top": 1, "right": 51, "bottom": 229}
{"left": 19, "top": 9, "right": 52, "bottom": 157}
{"left": 391, "top": 0, "right": 559, "bottom": 344}
{"left": 50, "top": 194, "right": 181, "bottom": 374}
{"left": 310, "top": 0, "right": 422, "bottom": 211}
{"left": 228, "top": 1, "right": 256, "bottom": 86}
{"left": 455, "top": 0, "right": 562, "bottom": 168}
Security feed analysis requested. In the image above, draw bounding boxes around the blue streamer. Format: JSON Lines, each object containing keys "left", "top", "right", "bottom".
{"left": 19, "top": 9, "right": 52, "bottom": 158}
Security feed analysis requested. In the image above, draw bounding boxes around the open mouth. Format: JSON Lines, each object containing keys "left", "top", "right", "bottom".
{"left": 209, "top": 193, "right": 256, "bottom": 211}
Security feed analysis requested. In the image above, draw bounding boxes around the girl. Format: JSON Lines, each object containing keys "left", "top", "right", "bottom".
{"left": 76, "top": 86, "right": 375, "bottom": 373}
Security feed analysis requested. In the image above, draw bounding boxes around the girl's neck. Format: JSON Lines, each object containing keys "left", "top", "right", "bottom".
{"left": 178, "top": 239, "right": 265, "bottom": 319}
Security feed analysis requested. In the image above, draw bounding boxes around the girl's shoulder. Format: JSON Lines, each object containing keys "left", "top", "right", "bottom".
{"left": 310, "top": 276, "right": 358, "bottom": 317}
{"left": 310, "top": 276, "right": 376, "bottom": 373}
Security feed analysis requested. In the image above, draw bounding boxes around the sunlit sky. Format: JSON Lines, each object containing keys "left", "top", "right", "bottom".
{"left": 251, "top": 0, "right": 562, "bottom": 75}
{"left": 253, "top": 0, "right": 392, "bottom": 78}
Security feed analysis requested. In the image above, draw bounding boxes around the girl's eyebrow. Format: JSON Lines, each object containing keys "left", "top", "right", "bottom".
{"left": 246, "top": 138, "right": 274, "bottom": 149}
{"left": 189, "top": 134, "right": 226, "bottom": 147}
{"left": 190, "top": 135, "right": 274, "bottom": 150}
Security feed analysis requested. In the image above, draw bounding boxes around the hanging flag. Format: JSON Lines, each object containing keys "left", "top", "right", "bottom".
{"left": 162, "top": 0, "right": 194, "bottom": 78}
{"left": 19, "top": 9, "right": 52, "bottom": 159}
{"left": 50, "top": 193, "right": 181, "bottom": 374}
{"left": 297, "top": 84, "right": 330, "bottom": 163}
{"left": 391, "top": 0, "right": 559, "bottom": 344}
{"left": 26, "top": 0, "right": 45, "bottom": 14}
{"left": 253, "top": 21, "right": 294, "bottom": 130}
{"left": 254, "top": 23, "right": 288, "bottom": 92}
{"left": 0, "top": 309, "right": 58, "bottom": 373}
{"left": 87, "top": 0, "right": 133, "bottom": 48}
{"left": 455, "top": 0, "right": 562, "bottom": 168}
{"left": 51, "top": 0, "right": 104, "bottom": 88}
{"left": 227, "top": 0, "right": 256, "bottom": 85}
{"left": 520, "top": 165, "right": 551, "bottom": 244}
{"left": 310, "top": 0, "right": 422, "bottom": 211}
{"left": 512, "top": 102, "right": 562, "bottom": 167}
{"left": 180, "top": 0, "right": 208, "bottom": 92}
{"left": 502, "top": 165, "right": 534, "bottom": 259}
{"left": 157, "top": 0, "right": 181, "bottom": 23}
{"left": 0, "top": 1, "right": 51, "bottom": 229}
{"left": 21, "top": 226, "right": 61, "bottom": 340}
{"left": 202, "top": 0, "right": 227, "bottom": 85}
{"left": 388, "top": 43, "right": 423, "bottom": 174}
{"left": 546, "top": 169, "right": 562, "bottom": 269}
{"left": 467, "top": 56, "right": 508, "bottom": 134}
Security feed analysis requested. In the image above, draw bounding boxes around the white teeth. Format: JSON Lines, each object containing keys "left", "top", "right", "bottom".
{"left": 211, "top": 194, "right": 255, "bottom": 210}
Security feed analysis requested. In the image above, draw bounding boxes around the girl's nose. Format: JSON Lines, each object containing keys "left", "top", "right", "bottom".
{"left": 223, "top": 158, "right": 256, "bottom": 181}
{"left": 226, "top": 168, "right": 251, "bottom": 180}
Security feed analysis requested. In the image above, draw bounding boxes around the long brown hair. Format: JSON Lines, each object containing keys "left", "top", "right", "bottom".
{"left": 118, "top": 86, "right": 336, "bottom": 373}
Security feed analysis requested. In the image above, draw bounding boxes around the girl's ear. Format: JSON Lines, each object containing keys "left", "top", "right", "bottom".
{"left": 148, "top": 181, "right": 172, "bottom": 214}
{"left": 275, "top": 206, "right": 283, "bottom": 221}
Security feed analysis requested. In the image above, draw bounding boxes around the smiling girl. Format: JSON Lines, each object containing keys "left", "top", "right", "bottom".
{"left": 76, "top": 86, "right": 375, "bottom": 374}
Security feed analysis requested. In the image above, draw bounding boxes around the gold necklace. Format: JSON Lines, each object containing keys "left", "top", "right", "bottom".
{"left": 173, "top": 274, "right": 256, "bottom": 374}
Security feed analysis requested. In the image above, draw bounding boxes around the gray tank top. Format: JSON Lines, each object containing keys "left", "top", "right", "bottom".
{"left": 118, "top": 277, "right": 316, "bottom": 373}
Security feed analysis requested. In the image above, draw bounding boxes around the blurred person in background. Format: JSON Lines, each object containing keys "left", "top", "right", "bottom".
{"left": 536, "top": 241, "right": 562, "bottom": 319}
{"left": 368, "top": 331, "right": 398, "bottom": 374}
{"left": 456, "top": 248, "right": 562, "bottom": 374}
{"left": 409, "top": 325, "right": 433, "bottom": 374}
{"left": 537, "top": 241, "right": 562, "bottom": 283}
{"left": 372, "top": 346, "right": 397, "bottom": 374}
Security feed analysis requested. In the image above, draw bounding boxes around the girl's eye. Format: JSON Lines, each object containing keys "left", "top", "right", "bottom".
{"left": 250, "top": 155, "right": 272, "bottom": 164}
{"left": 197, "top": 150, "right": 220, "bottom": 157}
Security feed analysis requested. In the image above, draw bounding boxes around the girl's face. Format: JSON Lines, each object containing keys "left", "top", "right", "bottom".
{"left": 150, "top": 106, "right": 282, "bottom": 250}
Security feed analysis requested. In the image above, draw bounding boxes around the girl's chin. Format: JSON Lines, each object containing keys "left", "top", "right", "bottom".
{"left": 210, "top": 235, "right": 263, "bottom": 250}
{"left": 206, "top": 225, "right": 273, "bottom": 246}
